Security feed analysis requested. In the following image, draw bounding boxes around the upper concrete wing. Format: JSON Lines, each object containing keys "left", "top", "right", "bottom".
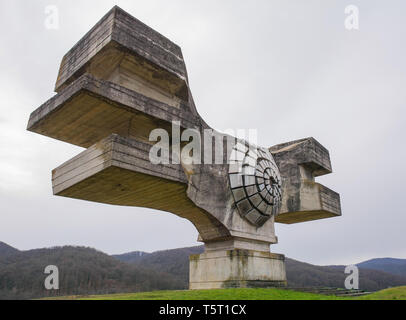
{"left": 27, "top": 75, "right": 200, "bottom": 148}
{"left": 55, "top": 6, "right": 189, "bottom": 101}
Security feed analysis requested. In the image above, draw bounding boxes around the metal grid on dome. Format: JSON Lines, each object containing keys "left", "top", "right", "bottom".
{"left": 228, "top": 141, "right": 282, "bottom": 227}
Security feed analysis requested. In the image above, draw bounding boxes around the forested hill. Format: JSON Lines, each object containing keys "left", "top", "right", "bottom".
{"left": 0, "top": 242, "right": 19, "bottom": 257}
{"left": 357, "top": 258, "right": 406, "bottom": 277}
{"left": 0, "top": 246, "right": 183, "bottom": 300}
{"left": 286, "top": 258, "right": 406, "bottom": 291}
{"left": 1, "top": 242, "right": 406, "bottom": 299}
{"left": 115, "top": 246, "right": 406, "bottom": 292}
{"left": 113, "top": 246, "right": 204, "bottom": 283}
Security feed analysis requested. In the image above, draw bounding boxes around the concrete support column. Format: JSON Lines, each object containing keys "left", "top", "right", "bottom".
{"left": 189, "top": 249, "right": 287, "bottom": 290}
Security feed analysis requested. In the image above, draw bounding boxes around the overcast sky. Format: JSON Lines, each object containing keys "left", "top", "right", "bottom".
{"left": 0, "top": 0, "right": 405, "bottom": 265}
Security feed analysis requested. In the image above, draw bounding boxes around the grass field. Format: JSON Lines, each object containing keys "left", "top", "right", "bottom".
{"left": 45, "top": 287, "right": 406, "bottom": 300}
{"left": 356, "top": 286, "right": 406, "bottom": 300}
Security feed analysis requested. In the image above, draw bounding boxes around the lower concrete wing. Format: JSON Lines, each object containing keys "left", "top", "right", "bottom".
{"left": 52, "top": 134, "right": 230, "bottom": 242}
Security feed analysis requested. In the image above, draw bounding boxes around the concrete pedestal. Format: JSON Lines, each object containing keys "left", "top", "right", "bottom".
{"left": 189, "top": 249, "right": 287, "bottom": 290}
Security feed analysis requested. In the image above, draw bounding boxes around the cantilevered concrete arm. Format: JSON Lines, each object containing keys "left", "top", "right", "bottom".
{"left": 270, "top": 138, "right": 341, "bottom": 224}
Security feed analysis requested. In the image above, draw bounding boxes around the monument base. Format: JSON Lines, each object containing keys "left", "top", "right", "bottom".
{"left": 189, "top": 249, "right": 287, "bottom": 290}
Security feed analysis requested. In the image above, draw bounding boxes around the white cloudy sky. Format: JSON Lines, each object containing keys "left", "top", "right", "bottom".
{"left": 0, "top": 0, "right": 405, "bottom": 265}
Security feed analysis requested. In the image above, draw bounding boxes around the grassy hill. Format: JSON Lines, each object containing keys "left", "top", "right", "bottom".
{"left": 47, "top": 288, "right": 344, "bottom": 300}
{"left": 357, "top": 286, "right": 406, "bottom": 300}
{"left": 46, "top": 287, "right": 406, "bottom": 300}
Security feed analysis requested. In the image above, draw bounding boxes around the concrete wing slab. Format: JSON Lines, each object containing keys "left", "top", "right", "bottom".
{"left": 27, "top": 75, "right": 198, "bottom": 148}
{"left": 55, "top": 6, "right": 188, "bottom": 99}
{"left": 52, "top": 134, "right": 230, "bottom": 241}
{"left": 270, "top": 138, "right": 342, "bottom": 224}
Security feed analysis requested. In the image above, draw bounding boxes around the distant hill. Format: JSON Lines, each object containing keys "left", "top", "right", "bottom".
{"left": 287, "top": 258, "right": 406, "bottom": 292}
{"left": 0, "top": 242, "right": 19, "bottom": 258}
{"left": 0, "top": 245, "right": 183, "bottom": 300}
{"left": 1, "top": 241, "right": 406, "bottom": 299}
{"left": 114, "top": 246, "right": 406, "bottom": 292}
{"left": 114, "top": 246, "right": 204, "bottom": 283}
{"left": 357, "top": 258, "right": 406, "bottom": 277}
{"left": 115, "top": 246, "right": 406, "bottom": 291}
{"left": 111, "top": 251, "right": 149, "bottom": 263}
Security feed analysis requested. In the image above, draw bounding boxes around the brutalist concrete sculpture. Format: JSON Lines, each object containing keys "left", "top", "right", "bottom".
{"left": 27, "top": 6, "right": 341, "bottom": 289}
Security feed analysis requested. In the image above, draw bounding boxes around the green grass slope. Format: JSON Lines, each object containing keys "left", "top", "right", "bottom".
{"left": 49, "top": 287, "right": 406, "bottom": 300}
{"left": 356, "top": 286, "right": 406, "bottom": 300}
{"left": 48, "top": 288, "right": 343, "bottom": 300}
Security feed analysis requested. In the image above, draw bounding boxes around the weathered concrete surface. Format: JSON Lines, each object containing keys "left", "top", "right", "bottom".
{"left": 52, "top": 134, "right": 230, "bottom": 242}
{"left": 51, "top": 132, "right": 278, "bottom": 247}
{"left": 27, "top": 74, "right": 199, "bottom": 148}
{"left": 184, "top": 135, "right": 279, "bottom": 249}
{"left": 270, "top": 138, "right": 342, "bottom": 224}
{"left": 189, "top": 250, "right": 287, "bottom": 290}
{"left": 55, "top": 6, "right": 188, "bottom": 99}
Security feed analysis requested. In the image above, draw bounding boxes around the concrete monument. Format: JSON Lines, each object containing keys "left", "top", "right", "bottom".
{"left": 27, "top": 7, "right": 341, "bottom": 289}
